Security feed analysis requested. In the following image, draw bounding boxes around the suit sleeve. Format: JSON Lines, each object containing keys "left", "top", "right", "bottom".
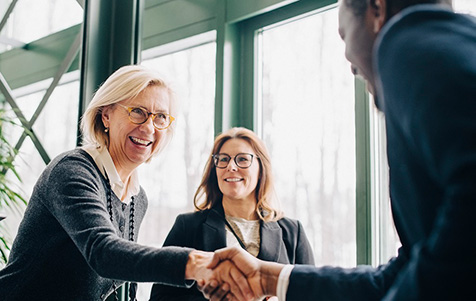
{"left": 150, "top": 215, "right": 206, "bottom": 301}
{"left": 287, "top": 247, "right": 407, "bottom": 300}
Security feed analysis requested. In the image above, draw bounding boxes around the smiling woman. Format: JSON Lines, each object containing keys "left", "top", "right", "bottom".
{"left": 0, "top": 65, "right": 223, "bottom": 301}
{"left": 150, "top": 127, "right": 315, "bottom": 301}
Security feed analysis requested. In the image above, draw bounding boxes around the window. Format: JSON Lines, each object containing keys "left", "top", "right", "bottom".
{"left": 2, "top": 77, "right": 80, "bottom": 240}
{"left": 256, "top": 6, "right": 356, "bottom": 267}
{"left": 0, "top": 0, "right": 82, "bottom": 51}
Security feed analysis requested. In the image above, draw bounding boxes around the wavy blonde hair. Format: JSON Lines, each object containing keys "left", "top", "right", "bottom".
{"left": 194, "top": 127, "right": 283, "bottom": 222}
{"left": 80, "top": 65, "right": 177, "bottom": 160}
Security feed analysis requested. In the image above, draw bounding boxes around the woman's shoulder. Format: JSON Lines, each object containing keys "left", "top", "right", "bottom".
{"left": 40, "top": 148, "right": 98, "bottom": 178}
{"left": 175, "top": 208, "right": 213, "bottom": 223}
{"left": 274, "top": 216, "right": 303, "bottom": 231}
{"left": 48, "top": 148, "right": 96, "bottom": 169}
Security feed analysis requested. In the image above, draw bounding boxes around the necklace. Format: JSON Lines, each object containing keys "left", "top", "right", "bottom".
{"left": 106, "top": 180, "right": 137, "bottom": 301}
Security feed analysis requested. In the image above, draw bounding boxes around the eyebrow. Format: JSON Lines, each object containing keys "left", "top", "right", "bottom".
{"left": 130, "top": 104, "right": 168, "bottom": 114}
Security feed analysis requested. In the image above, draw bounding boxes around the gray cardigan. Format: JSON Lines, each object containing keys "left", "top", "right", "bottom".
{"left": 0, "top": 148, "right": 192, "bottom": 300}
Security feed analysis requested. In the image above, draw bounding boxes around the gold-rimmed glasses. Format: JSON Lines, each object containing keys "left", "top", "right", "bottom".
{"left": 117, "top": 104, "right": 175, "bottom": 130}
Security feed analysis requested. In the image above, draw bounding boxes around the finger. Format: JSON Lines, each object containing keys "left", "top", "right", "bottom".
{"left": 209, "top": 282, "right": 230, "bottom": 301}
{"left": 197, "top": 279, "right": 206, "bottom": 291}
{"left": 229, "top": 265, "right": 255, "bottom": 301}
{"left": 208, "top": 247, "right": 240, "bottom": 269}
{"left": 200, "top": 279, "right": 218, "bottom": 299}
{"left": 216, "top": 261, "right": 249, "bottom": 301}
{"left": 222, "top": 292, "right": 237, "bottom": 301}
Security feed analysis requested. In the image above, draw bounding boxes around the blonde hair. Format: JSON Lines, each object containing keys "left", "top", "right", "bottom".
{"left": 194, "top": 127, "right": 283, "bottom": 222}
{"left": 80, "top": 65, "right": 176, "bottom": 158}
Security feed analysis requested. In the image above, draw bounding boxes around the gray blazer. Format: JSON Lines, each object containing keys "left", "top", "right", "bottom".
{"left": 150, "top": 201, "right": 315, "bottom": 301}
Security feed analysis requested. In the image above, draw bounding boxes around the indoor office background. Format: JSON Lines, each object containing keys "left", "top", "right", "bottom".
{"left": 0, "top": 0, "right": 474, "bottom": 300}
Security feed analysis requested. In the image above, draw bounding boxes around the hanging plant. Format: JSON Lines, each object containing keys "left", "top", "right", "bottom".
{"left": 0, "top": 108, "right": 27, "bottom": 265}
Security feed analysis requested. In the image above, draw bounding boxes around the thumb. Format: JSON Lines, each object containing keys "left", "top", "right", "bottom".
{"left": 207, "top": 247, "right": 239, "bottom": 269}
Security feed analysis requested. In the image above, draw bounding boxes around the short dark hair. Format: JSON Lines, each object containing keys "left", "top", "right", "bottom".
{"left": 344, "top": 0, "right": 452, "bottom": 19}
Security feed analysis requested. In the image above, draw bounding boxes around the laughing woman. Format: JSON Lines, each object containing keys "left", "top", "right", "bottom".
{"left": 150, "top": 127, "right": 315, "bottom": 301}
{"left": 0, "top": 65, "right": 222, "bottom": 301}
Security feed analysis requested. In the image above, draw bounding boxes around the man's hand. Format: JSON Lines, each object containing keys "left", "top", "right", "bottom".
{"left": 200, "top": 247, "right": 285, "bottom": 301}
{"left": 186, "top": 250, "right": 254, "bottom": 301}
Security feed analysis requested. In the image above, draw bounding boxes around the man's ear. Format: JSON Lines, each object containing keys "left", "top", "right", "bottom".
{"left": 369, "top": 0, "right": 387, "bottom": 33}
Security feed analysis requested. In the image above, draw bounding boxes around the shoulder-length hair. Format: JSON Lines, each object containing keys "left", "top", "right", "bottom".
{"left": 194, "top": 127, "right": 283, "bottom": 222}
{"left": 80, "top": 64, "right": 177, "bottom": 159}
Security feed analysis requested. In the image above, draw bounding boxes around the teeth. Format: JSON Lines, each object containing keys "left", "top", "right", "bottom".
{"left": 225, "top": 178, "right": 242, "bottom": 182}
{"left": 131, "top": 137, "right": 151, "bottom": 146}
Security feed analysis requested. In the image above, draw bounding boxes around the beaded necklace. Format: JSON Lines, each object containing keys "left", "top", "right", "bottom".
{"left": 106, "top": 179, "right": 137, "bottom": 301}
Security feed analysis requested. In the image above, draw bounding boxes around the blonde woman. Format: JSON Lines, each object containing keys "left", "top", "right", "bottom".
{"left": 0, "top": 65, "right": 240, "bottom": 301}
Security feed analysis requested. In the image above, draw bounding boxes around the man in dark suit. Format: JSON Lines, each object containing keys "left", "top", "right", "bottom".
{"left": 202, "top": 0, "right": 476, "bottom": 300}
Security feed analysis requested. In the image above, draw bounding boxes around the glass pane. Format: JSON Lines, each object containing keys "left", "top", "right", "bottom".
{"left": 370, "top": 103, "right": 400, "bottom": 264}
{"left": 3, "top": 136, "right": 46, "bottom": 244}
{"left": 454, "top": 0, "right": 476, "bottom": 15}
{"left": 0, "top": 0, "right": 83, "bottom": 51}
{"left": 1, "top": 78, "right": 79, "bottom": 266}
{"left": 138, "top": 42, "right": 216, "bottom": 299}
{"left": 258, "top": 7, "right": 356, "bottom": 267}
{"left": 32, "top": 80, "right": 79, "bottom": 159}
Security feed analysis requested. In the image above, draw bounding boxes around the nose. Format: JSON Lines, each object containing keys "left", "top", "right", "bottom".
{"left": 139, "top": 115, "right": 155, "bottom": 134}
{"left": 350, "top": 64, "right": 358, "bottom": 75}
{"left": 226, "top": 159, "right": 238, "bottom": 171}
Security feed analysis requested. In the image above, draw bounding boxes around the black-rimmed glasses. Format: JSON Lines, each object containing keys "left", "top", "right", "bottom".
{"left": 212, "top": 153, "right": 258, "bottom": 169}
{"left": 118, "top": 104, "right": 175, "bottom": 130}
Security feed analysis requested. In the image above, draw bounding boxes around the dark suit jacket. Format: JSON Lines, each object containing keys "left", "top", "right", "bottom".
{"left": 150, "top": 202, "right": 315, "bottom": 300}
{"left": 287, "top": 5, "right": 476, "bottom": 301}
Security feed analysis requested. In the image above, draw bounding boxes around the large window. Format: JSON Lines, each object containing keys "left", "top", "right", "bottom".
{"left": 2, "top": 77, "right": 80, "bottom": 243}
{"left": 0, "top": 0, "right": 82, "bottom": 265}
{"left": 256, "top": 6, "right": 356, "bottom": 267}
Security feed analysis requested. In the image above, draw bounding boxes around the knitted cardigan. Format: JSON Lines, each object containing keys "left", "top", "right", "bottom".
{"left": 0, "top": 148, "right": 192, "bottom": 300}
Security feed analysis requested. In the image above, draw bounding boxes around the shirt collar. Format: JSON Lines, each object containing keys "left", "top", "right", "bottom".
{"left": 82, "top": 145, "right": 140, "bottom": 204}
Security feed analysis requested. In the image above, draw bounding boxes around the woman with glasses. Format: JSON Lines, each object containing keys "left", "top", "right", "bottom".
{"left": 0, "top": 65, "right": 246, "bottom": 301}
{"left": 150, "top": 127, "right": 315, "bottom": 301}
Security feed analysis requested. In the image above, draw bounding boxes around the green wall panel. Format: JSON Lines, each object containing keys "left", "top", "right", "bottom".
{"left": 142, "top": 0, "right": 217, "bottom": 50}
{"left": 0, "top": 25, "right": 81, "bottom": 90}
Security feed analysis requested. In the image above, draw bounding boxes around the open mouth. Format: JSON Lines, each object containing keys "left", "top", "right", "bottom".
{"left": 130, "top": 136, "right": 153, "bottom": 146}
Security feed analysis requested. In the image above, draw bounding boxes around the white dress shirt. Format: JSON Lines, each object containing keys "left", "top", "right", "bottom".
{"left": 82, "top": 145, "right": 140, "bottom": 204}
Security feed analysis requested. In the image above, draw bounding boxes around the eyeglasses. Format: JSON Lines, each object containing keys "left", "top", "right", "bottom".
{"left": 212, "top": 153, "right": 258, "bottom": 169}
{"left": 118, "top": 104, "right": 175, "bottom": 130}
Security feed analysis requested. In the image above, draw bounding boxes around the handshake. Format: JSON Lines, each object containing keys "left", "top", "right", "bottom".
{"left": 185, "top": 246, "right": 285, "bottom": 301}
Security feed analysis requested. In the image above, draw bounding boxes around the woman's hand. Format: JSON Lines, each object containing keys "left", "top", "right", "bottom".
{"left": 185, "top": 250, "right": 214, "bottom": 281}
{"left": 185, "top": 250, "right": 254, "bottom": 301}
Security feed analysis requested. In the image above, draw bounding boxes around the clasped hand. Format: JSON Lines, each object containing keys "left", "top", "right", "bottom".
{"left": 187, "top": 247, "right": 283, "bottom": 301}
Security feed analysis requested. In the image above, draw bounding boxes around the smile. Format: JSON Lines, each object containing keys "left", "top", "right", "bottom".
{"left": 130, "top": 136, "right": 153, "bottom": 146}
{"left": 225, "top": 178, "right": 243, "bottom": 182}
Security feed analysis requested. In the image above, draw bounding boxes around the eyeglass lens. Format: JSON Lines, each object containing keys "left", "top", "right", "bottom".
{"left": 129, "top": 107, "right": 170, "bottom": 129}
{"left": 214, "top": 153, "right": 254, "bottom": 169}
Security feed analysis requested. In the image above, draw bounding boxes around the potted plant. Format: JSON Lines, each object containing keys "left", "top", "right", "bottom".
{"left": 0, "top": 108, "right": 26, "bottom": 266}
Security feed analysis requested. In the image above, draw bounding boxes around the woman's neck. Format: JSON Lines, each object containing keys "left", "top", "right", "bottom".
{"left": 222, "top": 197, "right": 259, "bottom": 220}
